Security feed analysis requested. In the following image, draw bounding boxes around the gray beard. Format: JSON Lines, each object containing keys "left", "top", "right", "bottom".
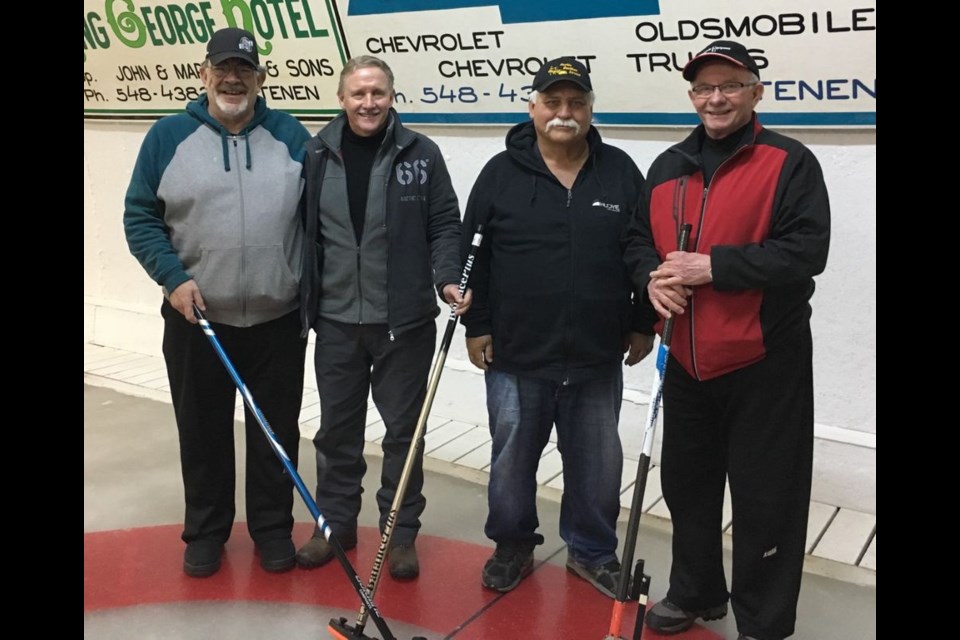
{"left": 214, "top": 94, "right": 250, "bottom": 118}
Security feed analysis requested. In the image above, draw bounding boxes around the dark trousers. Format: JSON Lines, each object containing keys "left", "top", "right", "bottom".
{"left": 661, "top": 329, "right": 814, "bottom": 640}
{"left": 162, "top": 302, "right": 306, "bottom": 545}
{"left": 311, "top": 318, "right": 435, "bottom": 545}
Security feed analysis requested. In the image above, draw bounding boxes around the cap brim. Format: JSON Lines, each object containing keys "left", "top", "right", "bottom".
{"left": 682, "top": 53, "right": 748, "bottom": 80}
{"left": 535, "top": 78, "right": 592, "bottom": 92}
{"left": 207, "top": 51, "right": 259, "bottom": 67}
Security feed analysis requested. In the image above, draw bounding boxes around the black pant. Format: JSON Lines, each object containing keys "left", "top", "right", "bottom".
{"left": 311, "top": 318, "right": 435, "bottom": 545}
{"left": 661, "top": 329, "right": 814, "bottom": 640}
{"left": 161, "top": 302, "right": 306, "bottom": 545}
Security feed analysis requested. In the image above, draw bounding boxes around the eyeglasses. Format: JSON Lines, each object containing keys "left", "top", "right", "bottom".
{"left": 209, "top": 63, "right": 259, "bottom": 78}
{"left": 690, "top": 82, "right": 759, "bottom": 99}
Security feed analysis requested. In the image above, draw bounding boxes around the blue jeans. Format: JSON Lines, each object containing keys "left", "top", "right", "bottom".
{"left": 484, "top": 368, "right": 624, "bottom": 566}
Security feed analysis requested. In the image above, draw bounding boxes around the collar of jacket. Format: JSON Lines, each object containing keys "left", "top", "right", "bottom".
{"left": 504, "top": 120, "right": 603, "bottom": 177}
{"left": 670, "top": 112, "right": 762, "bottom": 166}
{"left": 316, "top": 108, "right": 416, "bottom": 155}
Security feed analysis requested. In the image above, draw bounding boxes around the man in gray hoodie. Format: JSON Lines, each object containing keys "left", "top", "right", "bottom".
{"left": 124, "top": 28, "right": 310, "bottom": 579}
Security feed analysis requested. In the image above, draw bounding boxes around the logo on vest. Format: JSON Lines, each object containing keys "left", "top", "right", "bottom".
{"left": 396, "top": 159, "right": 429, "bottom": 186}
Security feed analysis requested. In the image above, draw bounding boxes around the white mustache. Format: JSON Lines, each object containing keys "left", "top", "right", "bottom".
{"left": 546, "top": 118, "right": 580, "bottom": 133}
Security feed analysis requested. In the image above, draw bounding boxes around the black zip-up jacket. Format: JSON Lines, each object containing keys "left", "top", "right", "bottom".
{"left": 623, "top": 115, "right": 831, "bottom": 380}
{"left": 460, "top": 121, "right": 651, "bottom": 383}
{"left": 298, "top": 110, "right": 462, "bottom": 337}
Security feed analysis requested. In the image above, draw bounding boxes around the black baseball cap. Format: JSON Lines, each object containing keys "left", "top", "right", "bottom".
{"left": 206, "top": 27, "right": 260, "bottom": 67}
{"left": 531, "top": 57, "right": 592, "bottom": 92}
{"left": 682, "top": 40, "right": 760, "bottom": 81}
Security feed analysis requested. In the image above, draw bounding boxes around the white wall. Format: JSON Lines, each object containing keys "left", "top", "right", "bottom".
{"left": 83, "top": 119, "right": 876, "bottom": 514}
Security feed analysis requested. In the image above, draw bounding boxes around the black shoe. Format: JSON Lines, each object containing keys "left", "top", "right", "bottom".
{"left": 183, "top": 540, "right": 223, "bottom": 578}
{"left": 257, "top": 538, "right": 296, "bottom": 573}
{"left": 295, "top": 534, "right": 356, "bottom": 569}
{"left": 738, "top": 635, "right": 762, "bottom": 640}
{"left": 388, "top": 543, "right": 419, "bottom": 579}
{"left": 645, "top": 597, "right": 728, "bottom": 634}
{"left": 565, "top": 554, "right": 621, "bottom": 599}
{"left": 481, "top": 542, "right": 534, "bottom": 593}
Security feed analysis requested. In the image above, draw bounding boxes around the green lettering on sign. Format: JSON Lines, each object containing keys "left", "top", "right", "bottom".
{"left": 106, "top": 0, "right": 147, "bottom": 48}
{"left": 219, "top": 0, "right": 273, "bottom": 55}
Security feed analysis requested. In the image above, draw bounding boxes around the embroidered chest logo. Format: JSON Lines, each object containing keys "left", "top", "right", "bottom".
{"left": 592, "top": 200, "right": 621, "bottom": 212}
{"left": 396, "top": 159, "right": 429, "bottom": 186}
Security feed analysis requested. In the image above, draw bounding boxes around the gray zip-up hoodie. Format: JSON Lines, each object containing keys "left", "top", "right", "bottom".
{"left": 124, "top": 95, "right": 311, "bottom": 327}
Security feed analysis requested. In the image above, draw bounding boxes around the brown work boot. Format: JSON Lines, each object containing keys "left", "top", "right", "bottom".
{"left": 295, "top": 534, "right": 356, "bottom": 569}
{"left": 388, "top": 542, "right": 419, "bottom": 579}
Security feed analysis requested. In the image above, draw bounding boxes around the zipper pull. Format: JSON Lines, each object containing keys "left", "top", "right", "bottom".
{"left": 388, "top": 330, "right": 395, "bottom": 342}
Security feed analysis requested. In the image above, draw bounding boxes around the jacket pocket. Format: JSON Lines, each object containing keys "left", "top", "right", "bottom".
{"left": 191, "top": 247, "right": 242, "bottom": 314}
{"left": 244, "top": 244, "right": 300, "bottom": 312}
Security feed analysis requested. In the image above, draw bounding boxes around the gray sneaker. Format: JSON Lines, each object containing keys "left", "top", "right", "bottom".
{"left": 481, "top": 542, "right": 535, "bottom": 592}
{"left": 645, "top": 597, "right": 728, "bottom": 634}
{"left": 565, "top": 554, "right": 621, "bottom": 599}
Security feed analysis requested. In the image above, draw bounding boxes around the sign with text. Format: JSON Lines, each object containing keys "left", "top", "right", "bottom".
{"left": 84, "top": 0, "right": 876, "bottom": 126}
{"left": 83, "top": 0, "right": 349, "bottom": 118}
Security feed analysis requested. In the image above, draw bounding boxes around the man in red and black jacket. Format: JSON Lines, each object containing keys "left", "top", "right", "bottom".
{"left": 623, "top": 41, "right": 830, "bottom": 640}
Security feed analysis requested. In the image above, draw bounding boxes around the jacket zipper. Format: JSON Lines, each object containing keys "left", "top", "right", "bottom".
{"left": 233, "top": 137, "right": 247, "bottom": 324}
{"left": 689, "top": 147, "right": 746, "bottom": 380}
{"left": 564, "top": 186, "right": 574, "bottom": 381}
{"left": 690, "top": 186, "right": 708, "bottom": 380}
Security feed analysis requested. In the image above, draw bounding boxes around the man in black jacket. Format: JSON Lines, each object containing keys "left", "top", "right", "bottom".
{"left": 623, "top": 41, "right": 830, "bottom": 640}
{"left": 460, "top": 58, "right": 653, "bottom": 598}
{"left": 296, "top": 56, "right": 469, "bottom": 579}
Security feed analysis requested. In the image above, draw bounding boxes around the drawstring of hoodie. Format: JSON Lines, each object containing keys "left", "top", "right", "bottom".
{"left": 220, "top": 132, "right": 231, "bottom": 171}
{"left": 529, "top": 174, "right": 538, "bottom": 205}
{"left": 217, "top": 130, "right": 253, "bottom": 172}
{"left": 190, "top": 95, "right": 263, "bottom": 172}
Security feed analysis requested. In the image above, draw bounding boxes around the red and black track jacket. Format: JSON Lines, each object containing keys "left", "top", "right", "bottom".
{"left": 624, "top": 115, "right": 830, "bottom": 381}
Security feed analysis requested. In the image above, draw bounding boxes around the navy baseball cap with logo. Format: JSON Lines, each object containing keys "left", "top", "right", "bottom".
{"left": 532, "top": 57, "right": 592, "bottom": 92}
{"left": 682, "top": 40, "right": 760, "bottom": 81}
{"left": 206, "top": 27, "right": 260, "bottom": 67}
